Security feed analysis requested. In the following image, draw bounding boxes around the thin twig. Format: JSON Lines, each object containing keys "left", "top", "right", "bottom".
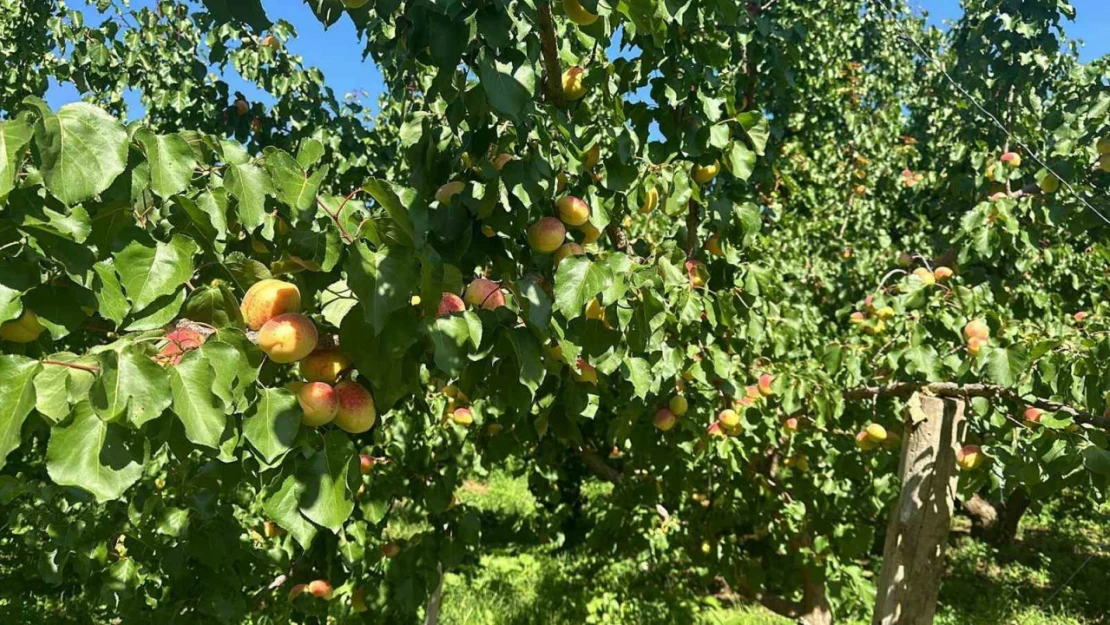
{"left": 42, "top": 360, "right": 100, "bottom": 373}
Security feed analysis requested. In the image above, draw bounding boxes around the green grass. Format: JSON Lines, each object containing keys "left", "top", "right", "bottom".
{"left": 441, "top": 472, "right": 1110, "bottom": 625}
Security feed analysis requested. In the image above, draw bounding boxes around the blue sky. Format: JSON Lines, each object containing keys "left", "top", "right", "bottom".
{"left": 46, "top": 0, "right": 1110, "bottom": 120}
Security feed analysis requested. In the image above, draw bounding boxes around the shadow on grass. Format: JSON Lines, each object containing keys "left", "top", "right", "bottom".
{"left": 938, "top": 518, "right": 1110, "bottom": 625}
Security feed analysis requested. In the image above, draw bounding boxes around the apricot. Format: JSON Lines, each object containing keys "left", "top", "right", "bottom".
{"left": 669, "top": 395, "right": 688, "bottom": 416}
{"left": 491, "top": 153, "right": 513, "bottom": 171}
{"left": 258, "top": 313, "right": 317, "bottom": 363}
{"left": 783, "top": 417, "right": 799, "bottom": 434}
{"left": 1098, "top": 136, "right": 1110, "bottom": 155}
{"left": 758, "top": 374, "right": 774, "bottom": 397}
{"left": 691, "top": 161, "right": 720, "bottom": 184}
{"left": 381, "top": 543, "right": 400, "bottom": 558}
{"left": 554, "top": 242, "right": 584, "bottom": 267}
{"left": 933, "top": 266, "right": 954, "bottom": 282}
{"left": 298, "top": 382, "right": 338, "bottom": 426}
{"left": 956, "top": 444, "right": 984, "bottom": 470}
{"left": 241, "top": 279, "right": 301, "bottom": 330}
{"left": 333, "top": 381, "right": 377, "bottom": 433}
{"left": 452, "top": 407, "right": 474, "bottom": 426}
{"left": 527, "top": 217, "right": 566, "bottom": 253}
{"left": 639, "top": 188, "right": 659, "bottom": 214}
{"left": 583, "top": 144, "right": 600, "bottom": 170}
{"left": 1039, "top": 174, "right": 1059, "bottom": 193}
{"left": 865, "top": 423, "right": 887, "bottom": 443}
{"left": 967, "top": 336, "right": 986, "bottom": 356}
{"left": 437, "top": 292, "right": 467, "bottom": 316}
{"left": 705, "top": 234, "right": 723, "bottom": 256}
{"left": 300, "top": 349, "right": 351, "bottom": 384}
{"left": 234, "top": 99, "right": 249, "bottom": 116}
{"left": 1000, "top": 152, "right": 1021, "bottom": 168}
{"left": 435, "top": 181, "right": 465, "bottom": 204}
{"left": 579, "top": 222, "right": 601, "bottom": 245}
{"left": 562, "top": 67, "right": 587, "bottom": 101}
{"left": 653, "top": 408, "right": 676, "bottom": 431}
{"left": 360, "top": 454, "right": 375, "bottom": 474}
{"left": 307, "top": 580, "right": 333, "bottom": 600}
{"left": 855, "top": 430, "right": 877, "bottom": 451}
{"left": 563, "top": 0, "right": 598, "bottom": 25}
{"left": 1023, "top": 407, "right": 1042, "bottom": 424}
{"left": 572, "top": 358, "right": 597, "bottom": 384}
{"left": 717, "top": 409, "right": 740, "bottom": 429}
{"left": 557, "top": 196, "right": 590, "bottom": 226}
{"left": 585, "top": 297, "right": 606, "bottom": 321}
{"left": 0, "top": 309, "right": 45, "bottom": 343}
{"left": 464, "top": 278, "right": 505, "bottom": 310}
{"left": 262, "top": 34, "right": 280, "bottom": 50}
{"left": 686, "top": 260, "right": 707, "bottom": 289}
{"left": 963, "top": 319, "right": 990, "bottom": 341}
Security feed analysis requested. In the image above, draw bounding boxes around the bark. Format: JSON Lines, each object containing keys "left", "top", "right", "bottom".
{"left": 423, "top": 566, "right": 444, "bottom": 625}
{"left": 962, "top": 488, "right": 1030, "bottom": 546}
{"left": 872, "top": 396, "right": 965, "bottom": 625}
{"left": 843, "top": 381, "right": 1108, "bottom": 430}
{"left": 535, "top": 1, "right": 564, "bottom": 108}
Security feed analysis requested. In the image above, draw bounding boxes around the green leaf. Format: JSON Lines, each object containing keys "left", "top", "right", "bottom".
{"left": 114, "top": 234, "right": 198, "bottom": 313}
{"left": 0, "top": 116, "right": 33, "bottom": 201}
{"left": 297, "top": 430, "right": 356, "bottom": 533}
{"left": 243, "top": 388, "right": 301, "bottom": 464}
{"left": 183, "top": 282, "right": 244, "bottom": 328}
{"left": 0, "top": 261, "right": 37, "bottom": 324}
{"left": 91, "top": 260, "right": 129, "bottom": 326}
{"left": 985, "top": 345, "right": 1029, "bottom": 388}
{"left": 622, "top": 357, "right": 653, "bottom": 399}
{"left": 168, "top": 350, "right": 226, "bottom": 448}
{"left": 361, "top": 179, "right": 415, "bottom": 246}
{"left": 427, "top": 316, "right": 473, "bottom": 378}
{"left": 264, "top": 474, "right": 317, "bottom": 549}
{"left": 0, "top": 355, "right": 41, "bottom": 471}
{"left": 554, "top": 257, "right": 613, "bottom": 321}
{"left": 134, "top": 129, "right": 197, "bottom": 199}
{"left": 263, "top": 147, "right": 326, "bottom": 221}
{"left": 504, "top": 329, "right": 545, "bottom": 397}
{"left": 725, "top": 140, "right": 756, "bottom": 181}
{"left": 46, "top": 402, "right": 143, "bottom": 503}
{"left": 34, "top": 353, "right": 96, "bottom": 424}
{"left": 737, "top": 111, "right": 770, "bottom": 156}
{"left": 23, "top": 98, "right": 128, "bottom": 205}
{"left": 1082, "top": 446, "right": 1110, "bottom": 476}
{"left": 90, "top": 346, "right": 172, "bottom": 428}
{"left": 345, "top": 243, "right": 420, "bottom": 335}
{"left": 225, "top": 161, "right": 273, "bottom": 232}
{"left": 478, "top": 57, "right": 533, "bottom": 124}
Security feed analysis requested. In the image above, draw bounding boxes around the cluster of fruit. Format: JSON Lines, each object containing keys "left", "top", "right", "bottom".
{"left": 854, "top": 423, "right": 900, "bottom": 452}
{"left": 705, "top": 374, "right": 775, "bottom": 438}
{"left": 241, "top": 279, "right": 376, "bottom": 433}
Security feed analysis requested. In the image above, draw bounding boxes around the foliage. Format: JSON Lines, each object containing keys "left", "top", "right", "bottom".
{"left": 0, "top": 0, "right": 1109, "bottom": 623}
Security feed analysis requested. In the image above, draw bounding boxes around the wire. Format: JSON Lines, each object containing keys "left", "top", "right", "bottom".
{"left": 875, "top": 0, "right": 1110, "bottom": 227}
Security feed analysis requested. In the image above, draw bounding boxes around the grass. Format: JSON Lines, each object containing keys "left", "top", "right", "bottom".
{"left": 438, "top": 472, "right": 1110, "bottom": 625}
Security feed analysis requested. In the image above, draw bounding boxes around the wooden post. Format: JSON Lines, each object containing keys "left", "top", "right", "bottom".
{"left": 872, "top": 394, "right": 966, "bottom": 625}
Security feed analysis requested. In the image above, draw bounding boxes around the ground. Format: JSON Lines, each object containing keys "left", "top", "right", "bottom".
{"left": 439, "top": 471, "right": 1110, "bottom": 625}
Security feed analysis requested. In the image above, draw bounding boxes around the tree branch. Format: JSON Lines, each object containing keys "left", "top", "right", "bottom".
{"left": 536, "top": 0, "right": 565, "bottom": 108}
{"left": 685, "top": 201, "right": 699, "bottom": 258}
{"left": 843, "top": 382, "right": 1109, "bottom": 429}
{"left": 572, "top": 446, "right": 622, "bottom": 484}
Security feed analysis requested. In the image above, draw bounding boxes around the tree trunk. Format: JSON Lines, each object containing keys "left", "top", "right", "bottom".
{"left": 423, "top": 566, "right": 444, "bottom": 625}
{"left": 962, "top": 488, "right": 1030, "bottom": 546}
{"left": 799, "top": 564, "right": 833, "bottom": 625}
{"left": 871, "top": 395, "right": 966, "bottom": 625}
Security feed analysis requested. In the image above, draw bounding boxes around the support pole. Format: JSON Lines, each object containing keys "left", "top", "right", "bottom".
{"left": 872, "top": 394, "right": 965, "bottom": 625}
